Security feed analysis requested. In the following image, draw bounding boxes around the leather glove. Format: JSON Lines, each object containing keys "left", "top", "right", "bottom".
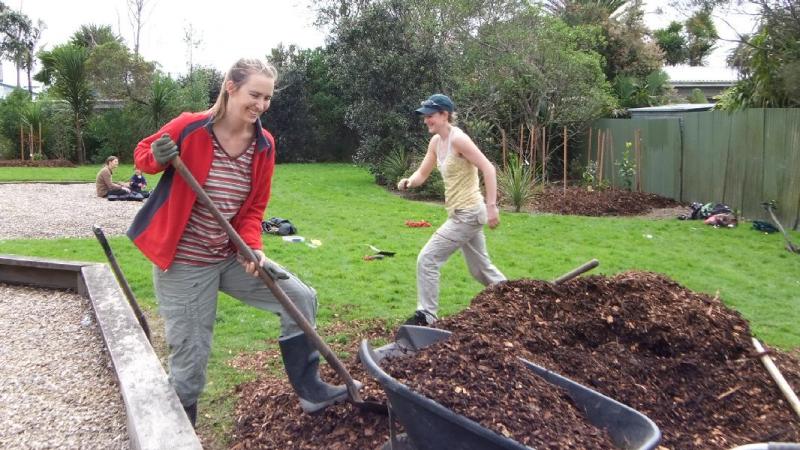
{"left": 151, "top": 134, "right": 179, "bottom": 165}
{"left": 243, "top": 249, "right": 290, "bottom": 280}
{"left": 263, "top": 259, "right": 290, "bottom": 281}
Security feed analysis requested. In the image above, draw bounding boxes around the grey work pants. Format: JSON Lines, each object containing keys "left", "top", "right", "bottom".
{"left": 416, "top": 204, "right": 506, "bottom": 318}
{"left": 153, "top": 256, "right": 317, "bottom": 406}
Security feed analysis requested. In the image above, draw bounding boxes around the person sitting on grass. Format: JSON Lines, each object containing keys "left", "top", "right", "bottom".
{"left": 95, "top": 156, "right": 131, "bottom": 198}
{"left": 128, "top": 167, "right": 150, "bottom": 198}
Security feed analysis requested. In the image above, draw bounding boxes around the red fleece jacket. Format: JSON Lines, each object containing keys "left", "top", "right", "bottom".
{"left": 127, "top": 112, "right": 276, "bottom": 270}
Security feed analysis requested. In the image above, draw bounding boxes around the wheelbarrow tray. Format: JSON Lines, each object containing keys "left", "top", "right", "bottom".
{"left": 359, "top": 325, "right": 661, "bottom": 450}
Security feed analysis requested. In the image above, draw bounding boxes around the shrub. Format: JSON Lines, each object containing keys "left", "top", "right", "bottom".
{"left": 616, "top": 142, "right": 636, "bottom": 190}
{"left": 379, "top": 147, "right": 409, "bottom": 188}
{"left": 498, "top": 153, "right": 538, "bottom": 212}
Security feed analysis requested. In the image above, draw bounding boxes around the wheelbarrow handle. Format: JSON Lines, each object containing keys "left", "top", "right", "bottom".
{"left": 551, "top": 259, "right": 599, "bottom": 285}
{"left": 169, "top": 156, "right": 364, "bottom": 403}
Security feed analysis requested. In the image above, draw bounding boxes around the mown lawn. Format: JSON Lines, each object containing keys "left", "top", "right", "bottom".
{"left": 2, "top": 163, "right": 798, "bottom": 446}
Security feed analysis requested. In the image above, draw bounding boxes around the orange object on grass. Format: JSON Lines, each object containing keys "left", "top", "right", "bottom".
{"left": 405, "top": 220, "right": 431, "bottom": 228}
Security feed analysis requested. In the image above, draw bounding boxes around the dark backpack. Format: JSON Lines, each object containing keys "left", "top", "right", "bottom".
{"left": 687, "top": 202, "right": 732, "bottom": 220}
{"left": 262, "top": 217, "right": 297, "bottom": 236}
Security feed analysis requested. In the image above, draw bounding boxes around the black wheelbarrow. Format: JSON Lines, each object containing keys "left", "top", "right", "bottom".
{"left": 359, "top": 325, "right": 662, "bottom": 450}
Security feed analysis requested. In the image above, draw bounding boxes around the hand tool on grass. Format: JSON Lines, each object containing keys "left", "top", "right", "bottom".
{"left": 92, "top": 225, "right": 152, "bottom": 343}
{"left": 762, "top": 201, "right": 800, "bottom": 254}
{"left": 364, "top": 244, "right": 396, "bottom": 261}
{"left": 169, "top": 155, "right": 386, "bottom": 414}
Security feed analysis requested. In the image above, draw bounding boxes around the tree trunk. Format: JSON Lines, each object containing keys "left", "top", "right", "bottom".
{"left": 75, "top": 114, "right": 85, "bottom": 165}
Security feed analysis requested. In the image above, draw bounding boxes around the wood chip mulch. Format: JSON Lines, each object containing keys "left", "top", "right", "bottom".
{"left": 529, "top": 186, "right": 683, "bottom": 216}
{"left": 229, "top": 272, "right": 800, "bottom": 450}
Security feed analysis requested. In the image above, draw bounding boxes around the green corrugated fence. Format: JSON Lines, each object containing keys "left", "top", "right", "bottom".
{"left": 587, "top": 108, "right": 800, "bottom": 230}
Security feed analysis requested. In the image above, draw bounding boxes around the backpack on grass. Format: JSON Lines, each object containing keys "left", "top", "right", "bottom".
{"left": 262, "top": 217, "right": 297, "bottom": 236}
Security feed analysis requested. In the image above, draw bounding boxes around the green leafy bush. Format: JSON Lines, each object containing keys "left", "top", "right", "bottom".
{"left": 498, "top": 153, "right": 538, "bottom": 212}
{"left": 616, "top": 142, "right": 636, "bottom": 190}
{"left": 379, "top": 147, "right": 409, "bottom": 188}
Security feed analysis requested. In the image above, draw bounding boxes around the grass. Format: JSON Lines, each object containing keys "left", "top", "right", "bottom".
{"left": 2, "top": 162, "right": 799, "bottom": 446}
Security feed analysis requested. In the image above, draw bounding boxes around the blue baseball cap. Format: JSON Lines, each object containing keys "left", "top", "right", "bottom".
{"left": 415, "top": 94, "right": 455, "bottom": 115}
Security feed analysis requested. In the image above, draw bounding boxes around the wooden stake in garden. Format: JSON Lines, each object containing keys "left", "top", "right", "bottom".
{"left": 587, "top": 127, "right": 592, "bottom": 168}
{"left": 563, "top": 126, "right": 568, "bottom": 195}
{"left": 529, "top": 125, "right": 536, "bottom": 181}
{"left": 500, "top": 128, "right": 508, "bottom": 171}
{"left": 608, "top": 130, "right": 615, "bottom": 188}
{"left": 29, "top": 123, "right": 34, "bottom": 159}
{"left": 634, "top": 129, "right": 643, "bottom": 192}
{"left": 598, "top": 129, "right": 605, "bottom": 184}
{"left": 541, "top": 126, "right": 547, "bottom": 183}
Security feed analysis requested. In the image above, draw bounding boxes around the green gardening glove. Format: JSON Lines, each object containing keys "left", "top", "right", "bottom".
{"left": 151, "top": 134, "right": 179, "bottom": 165}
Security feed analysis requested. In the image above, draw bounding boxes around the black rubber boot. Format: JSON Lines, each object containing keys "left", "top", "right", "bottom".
{"left": 183, "top": 402, "right": 197, "bottom": 428}
{"left": 279, "top": 333, "right": 359, "bottom": 414}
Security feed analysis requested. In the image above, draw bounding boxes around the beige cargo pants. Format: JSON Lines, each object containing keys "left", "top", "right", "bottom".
{"left": 416, "top": 204, "right": 506, "bottom": 320}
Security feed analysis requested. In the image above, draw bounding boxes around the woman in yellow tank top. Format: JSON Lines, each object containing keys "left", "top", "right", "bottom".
{"left": 398, "top": 94, "right": 507, "bottom": 326}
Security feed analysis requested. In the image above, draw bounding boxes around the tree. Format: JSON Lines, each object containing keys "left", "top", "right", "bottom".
{"left": 264, "top": 45, "right": 357, "bottom": 162}
{"left": 325, "top": 0, "right": 452, "bottom": 171}
{"left": 0, "top": 8, "right": 33, "bottom": 87}
{"left": 654, "top": 21, "right": 689, "bottom": 65}
{"left": 127, "top": 0, "right": 150, "bottom": 57}
{"left": 685, "top": 8, "right": 717, "bottom": 66}
{"left": 717, "top": 0, "right": 800, "bottom": 110}
{"left": 183, "top": 23, "right": 202, "bottom": 77}
{"left": 35, "top": 44, "right": 93, "bottom": 164}
{"left": 70, "top": 24, "right": 124, "bottom": 48}
{"left": 84, "top": 39, "right": 155, "bottom": 101}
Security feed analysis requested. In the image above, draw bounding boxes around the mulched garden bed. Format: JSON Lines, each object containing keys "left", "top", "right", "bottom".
{"left": 230, "top": 273, "right": 800, "bottom": 450}
{"left": 529, "top": 185, "right": 683, "bottom": 216}
{"left": 0, "top": 159, "right": 75, "bottom": 167}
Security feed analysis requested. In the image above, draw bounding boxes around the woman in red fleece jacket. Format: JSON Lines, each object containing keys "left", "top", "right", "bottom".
{"left": 128, "top": 58, "right": 353, "bottom": 426}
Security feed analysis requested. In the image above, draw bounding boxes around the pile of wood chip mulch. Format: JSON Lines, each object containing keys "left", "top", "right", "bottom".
{"left": 529, "top": 186, "right": 682, "bottom": 216}
{"left": 230, "top": 272, "right": 800, "bottom": 450}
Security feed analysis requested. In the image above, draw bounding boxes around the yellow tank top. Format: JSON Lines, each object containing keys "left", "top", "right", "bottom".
{"left": 436, "top": 127, "right": 483, "bottom": 213}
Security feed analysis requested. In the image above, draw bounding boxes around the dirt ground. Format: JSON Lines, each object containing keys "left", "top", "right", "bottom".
{"left": 229, "top": 272, "right": 800, "bottom": 450}
{"left": 527, "top": 185, "right": 684, "bottom": 217}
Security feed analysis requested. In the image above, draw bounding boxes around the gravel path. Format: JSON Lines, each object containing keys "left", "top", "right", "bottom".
{"left": 0, "top": 183, "right": 144, "bottom": 240}
{"left": 0, "top": 283, "right": 129, "bottom": 449}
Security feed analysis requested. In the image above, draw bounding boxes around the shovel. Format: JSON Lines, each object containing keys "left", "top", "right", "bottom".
{"left": 169, "top": 156, "right": 386, "bottom": 414}
{"left": 762, "top": 201, "right": 800, "bottom": 254}
{"left": 93, "top": 225, "right": 152, "bottom": 343}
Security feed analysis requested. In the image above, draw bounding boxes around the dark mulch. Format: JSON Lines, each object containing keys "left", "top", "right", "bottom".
{"left": 439, "top": 273, "right": 800, "bottom": 449}
{"left": 385, "top": 334, "right": 616, "bottom": 448}
{"left": 0, "top": 159, "right": 76, "bottom": 167}
{"left": 529, "top": 186, "right": 682, "bottom": 216}
{"left": 230, "top": 273, "right": 800, "bottom": 450}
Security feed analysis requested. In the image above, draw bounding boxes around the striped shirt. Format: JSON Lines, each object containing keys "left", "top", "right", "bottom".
{"left": 173, "top": 137, "right": 255, "bottom": 266}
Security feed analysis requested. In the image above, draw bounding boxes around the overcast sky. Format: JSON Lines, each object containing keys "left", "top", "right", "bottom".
{"left": 1, "top": 0, "right": 757, "bottom": 88}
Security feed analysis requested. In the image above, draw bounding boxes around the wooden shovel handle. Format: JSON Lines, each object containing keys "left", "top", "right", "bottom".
{"left": 170, "top": 156, "right": 364, "bottom": 402}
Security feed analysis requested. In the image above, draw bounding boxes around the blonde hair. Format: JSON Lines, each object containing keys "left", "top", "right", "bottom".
{"left": 105, "top": 155, "right": 118, "bottom": 165}
{"left": 208, "top": 58, "right": 278, "bottom": 123}
{"left": 447, "top": 111, "right": 458, "bottom": 125}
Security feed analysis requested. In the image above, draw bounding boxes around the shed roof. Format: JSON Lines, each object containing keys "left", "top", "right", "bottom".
{"left": 663, "top": 65, "right": 739, "bottom": 84}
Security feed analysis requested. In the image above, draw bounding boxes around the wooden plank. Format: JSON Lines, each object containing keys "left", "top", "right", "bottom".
{"left": 769, "top": 109, "right": 800, "bottom": 230}
{"left": 723, "top": 111, "right": 748, "bottom": 213}
{"left": 681, "top": 113, "right": 705, "bottom": 203}
{"left": 0, "top": 255, "right": 88, "bottom": 290}
{"left": 81, "top": 264, "right": 202, "bottom": 450}
{"left": 741, "top": 109, "right": 766, "bottom": 220}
